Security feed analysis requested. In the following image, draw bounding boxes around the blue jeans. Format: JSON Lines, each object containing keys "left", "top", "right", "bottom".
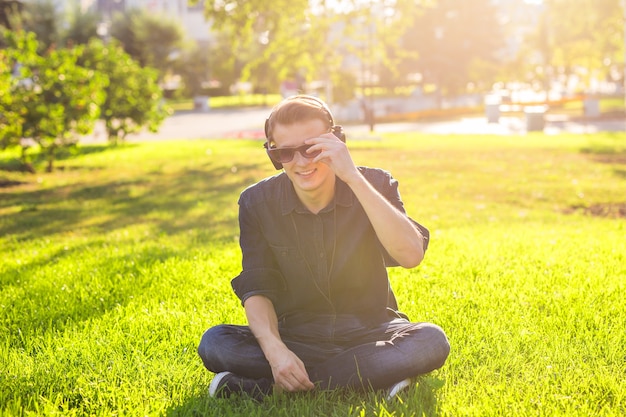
{"left": 198, "top": 316, "right": 450, "bottom": 392}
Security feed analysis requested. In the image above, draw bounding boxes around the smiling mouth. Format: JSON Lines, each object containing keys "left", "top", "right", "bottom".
{"left": 298, "top": 169, "right": 316, "bottom": 176}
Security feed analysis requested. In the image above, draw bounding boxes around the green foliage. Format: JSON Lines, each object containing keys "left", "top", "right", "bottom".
{"left": 201, "top": 0, "right": 506, "bottom": 96}
{"left": 202, "top": 0, "right": 348, "bottom": 93}
{"left": 197, "top": 0, "right": 623, "bottom": 97}
{"left": 1, "top": 30, "right": 170, "bottom": 169}
{"left": 205, "top": 27, "right": 252, "bottom": 90}
{"left": 0, "top": 0, "right": 24, "bottom": 30}
{"left": 0, "top": 72, "right": 18, "bottom": 149}
{"left": 20, "top": 0, "right": 62, "bottom": 53}
{"left": 1, "top": 134, "right": 625, "bottom": 416}
{"left": 330, "top": 69, "right": 358, "bottom": 103}
{"left": 15, "top": 40, "right": 107, "bottom": 171}
{"left": 522, "top": 0, "right": 623, "bottom": 90}
{"left": 176, "top": 43, "right": 211, "bottom": 96}
{"left": 398, "top": 0, "right": 504, "bottom": 96}
{"left": 0, "top": 30, "right": 37, "bottom": 162}
{"left": 78, "top": 39, "right": 171, "bottom": 144}
{"left": 65, "top": 5, "right": 100, "bottom": 46}
{"left": 109, "top": 8, "right": 185, "bottom": 80}
{"left": 0, "top": 47, "right": 22, "bottom": 150}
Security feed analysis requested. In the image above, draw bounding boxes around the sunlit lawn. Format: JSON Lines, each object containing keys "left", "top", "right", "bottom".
{"left": 1, "top": 132, "right": 625, "bottom": 416}
{"left": 167, "top": 94, "right": 283, "bottom": 112}
{"left": 166, "top": 93, "right": 625, "bottom": 117}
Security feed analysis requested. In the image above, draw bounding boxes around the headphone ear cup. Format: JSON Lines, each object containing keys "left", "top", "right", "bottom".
{"left": 332, "top": 125, "right": 346, "bottom": 143}
{"left": 263, "top": 142, "right": 283, "bottom": 170}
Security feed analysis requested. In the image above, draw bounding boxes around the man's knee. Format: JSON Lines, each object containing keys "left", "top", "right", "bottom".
{"left": 197, "top": 325, "right": 229, "bottom": 372}
{"left": 420, "top": 323, "right": 450, "bottom": 370}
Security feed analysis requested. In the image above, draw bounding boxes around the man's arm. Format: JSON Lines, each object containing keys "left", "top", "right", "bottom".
{"left": 345, "top": 173, "right": 424, "bottom": 267}
{"left": 308, "top": 136, "right": 425, "bottom": 268}
{"left": 244, "top": 295, "right": 315, "bottom": 392}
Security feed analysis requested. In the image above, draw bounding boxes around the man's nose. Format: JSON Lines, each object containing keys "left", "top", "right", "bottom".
{"left": 293, "top": 149, "right": 311, "bottom": 164}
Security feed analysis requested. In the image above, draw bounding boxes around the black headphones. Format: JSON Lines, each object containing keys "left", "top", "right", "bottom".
{"left": 264, "top": 95, "right": 346, "bottom": 170}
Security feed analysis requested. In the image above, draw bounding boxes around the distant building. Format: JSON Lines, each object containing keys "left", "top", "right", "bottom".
{"left": 491, "top": 0, "right": 544, "bottom": 61}
{"left": 94, "top": 0, "right": 125, "bottom": 15}
{"left": 92, "top": 0, "right": 213, "bottom": 44}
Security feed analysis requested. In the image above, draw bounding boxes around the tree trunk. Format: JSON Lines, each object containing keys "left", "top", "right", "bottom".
{"left": 46, "top": 144, "right": 56, "bottom": 173}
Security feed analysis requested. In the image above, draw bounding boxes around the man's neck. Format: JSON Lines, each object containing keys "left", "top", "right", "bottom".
{"left": 295, "top": 182, "right": 336, "bottom": 214}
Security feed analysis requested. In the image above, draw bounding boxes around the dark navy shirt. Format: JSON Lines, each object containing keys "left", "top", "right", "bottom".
{"left": 231, "top": 167, "right": 429, "bottom": 333}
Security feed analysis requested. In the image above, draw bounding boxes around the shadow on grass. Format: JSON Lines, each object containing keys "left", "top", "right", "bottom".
{"left": 1, "top": 241, "right": 181, "bottom": 346}
{"left": 1, "top": 159, "right": 264, "bottom": 341}
{"left": 575, "top": 135, "right": 626, "bottom": 218}
{"left": 580, "top": 132, "right": 626, "bottom": 165}
{"left": 0, "top": 143, "right": 131, "bottom": 173}
{"left": 0, "top": 162, "right": 262, "bottom": 242}
{"left": 166, "top": 376, "right": 445, "bottom": 417}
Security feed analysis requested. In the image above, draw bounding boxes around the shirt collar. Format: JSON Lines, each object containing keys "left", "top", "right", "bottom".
{"left": 279, "top": 174, "right": 354, "bottom": 216}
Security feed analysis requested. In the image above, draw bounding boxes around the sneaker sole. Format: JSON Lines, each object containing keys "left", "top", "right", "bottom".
{"left": 209, "top": 371, "right": 232, "bottom": 397}
{"left": 387, "top": 378, "right": 411, "bottom": 401}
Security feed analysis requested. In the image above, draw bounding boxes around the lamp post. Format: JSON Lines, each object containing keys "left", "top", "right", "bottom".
{"left": 365, "top": 0, "right": 375, "bottom": 132}
{"left": 623, "top": 0, "right": 626, "bottom": 123}
{"left": 359, "top": 2, "right": 376, "bottom": 132}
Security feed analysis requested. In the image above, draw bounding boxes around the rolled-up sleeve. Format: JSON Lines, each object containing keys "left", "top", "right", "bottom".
{"left": 231, "top": 268, "right": 286, "bottom": 305}
{"left": 230, "top": 191, "right": 287, "bottom": 305}
{"left": 364, "top": 169, "right": 430, "bottom": 266}
{"left": 383, "top": 172, "right": 429, "bottom": 253}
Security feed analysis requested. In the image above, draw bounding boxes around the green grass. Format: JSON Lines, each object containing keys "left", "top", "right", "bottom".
{"left": 1, "top": 132, "right": 625, "bottom": 416}
{"left": 167, "top": 94, "right": 283, "bottom": 112}
{"left": 560, "top": 97, "right": 625, "bottom": 114}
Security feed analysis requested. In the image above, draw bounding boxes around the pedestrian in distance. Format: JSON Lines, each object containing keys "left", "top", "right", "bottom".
{"left": 198, "top": 95, "right": 450, "bottom": 401}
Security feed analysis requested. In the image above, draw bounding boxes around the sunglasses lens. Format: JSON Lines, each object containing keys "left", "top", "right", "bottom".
{"left": 269, "top": 148, "right": 294, "bottom": 163}
{"left": 305, "top": 147, "right": 322, "bottom": 159}
{"left": 269, "top": 145, "right": 320, "bottom": 163}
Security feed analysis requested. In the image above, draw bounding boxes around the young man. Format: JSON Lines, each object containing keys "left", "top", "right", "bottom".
{"left": 198, "top": 95, "right": 449, "bottom": 400}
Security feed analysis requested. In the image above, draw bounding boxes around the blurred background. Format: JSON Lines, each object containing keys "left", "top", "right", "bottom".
{"left": 2, "top": 0, "right": 625, "bottom": 123}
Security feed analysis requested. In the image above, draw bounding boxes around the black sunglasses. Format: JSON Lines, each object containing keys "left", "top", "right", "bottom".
{"left": 266, "top": 144, "right": 322, "bottom": 164}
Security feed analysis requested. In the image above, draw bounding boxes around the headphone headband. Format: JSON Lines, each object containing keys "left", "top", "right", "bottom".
{"left": 264, "top": 95, "right": 335, "bottom": 140}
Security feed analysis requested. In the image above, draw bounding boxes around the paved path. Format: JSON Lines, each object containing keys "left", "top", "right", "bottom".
{"left": 82, "top": 108, "right": 625, "bottom": 143}
{"left": 83, "top": 108, "right": 270, "bottom": 143}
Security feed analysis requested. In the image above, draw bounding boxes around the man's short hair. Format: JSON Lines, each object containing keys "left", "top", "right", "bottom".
{"left": 265, "top": 95, "right": 334, "bottom": 144}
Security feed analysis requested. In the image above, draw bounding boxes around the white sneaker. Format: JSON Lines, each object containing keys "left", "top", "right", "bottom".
{"left": 208, "top": 371, "right": 233, "bottom": 397}
{"left": 386, "top": 378, "right": 412, "bottom": 401}
{"left": 208, "top": 371, "right": 272, "bottom": 401}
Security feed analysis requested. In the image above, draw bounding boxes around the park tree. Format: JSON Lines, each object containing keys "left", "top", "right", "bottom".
{"left": 20, "top": 0, "right": 63, "bottom": 53}
{"left": 0, "top": 0, "right": 23, "bottom": 30}
{"left": 2, "top": 30, "right": 106, "bottom": 172}
{"left": 0, "top": 33, "right": 30, "bottom": 154}
{"left": 0, "top": 50, "right": 17, "bottom": 147}
{"left": 2, "top": 1, "right": 101, "bottom": 47}
{"left": 0, "top": 30, "right": 38, "bottom": 166}
{"left": 340, "top": 0, "right": 418, "bottom": 93}
{"left": 176, "top": 43, "right": 210, "bottom": 97}
{"left": 397, "top": 0, "right": 504, "bottom": 100}
{"left": 78, "top": 38, "right": 170, "bottom": 144}
{"left": 176, "top": 41, "right": 228, "bottom": 97}
{"left": 65, "top": 5, "right": 100, "bottom": 46}
{"left": 109, "top": 8, "right": 185, "bottom": 81}
{"left": 175, "top": 28, "right": 245, "bottom": 98}
{"left": 200, "top": 0, "right": 354, "bottom": 98}
{"left": 199, "top": 0, "right": 504, "bottom": 100}
{"left": 526, "top": 0, "right": 624, "bottom": 92}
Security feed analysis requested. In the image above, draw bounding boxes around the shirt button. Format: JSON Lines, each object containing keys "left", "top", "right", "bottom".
{"left": 320, "top": 252, "right": 325, "bottom": 258}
